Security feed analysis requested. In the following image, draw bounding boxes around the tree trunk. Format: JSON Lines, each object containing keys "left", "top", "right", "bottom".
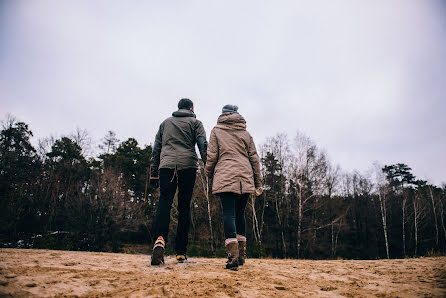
{"left": 378, "top": 190, "right": 390, "bottom": 259}
{"left": 251, "top": 195, "right": 260, "bottom": 243}
{"left": 413, "top": 195, "right": 419, "bottom": 256}
{"left": 429, "top": 186, "right": 439, "bottom": 247}
{"left": 274, "top": 194, "right": 287, "bottom": 258}
{"left": 331, "top": 222, "right": 335, "bottom": 258}
{"left": 297, "top": 194, "right": 302, "bottom": 258}
{"left": 334, "top": 219, "right": 342, "bottom": 257}
{"left": 143, "top": 166, "right": 150, "bottom": 203}
{"left": 402, "top": 197, "right": 407, "bottom": 257}
{"left": 438, "top": 197, "right": 446, "bottom": 244}
{"left": 202, "top": 175, "right": 214, "bottom": 253}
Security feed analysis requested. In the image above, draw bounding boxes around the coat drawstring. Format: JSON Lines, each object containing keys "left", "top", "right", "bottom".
{"left": 170, "top": 166, "right": 179, "bottom": 183}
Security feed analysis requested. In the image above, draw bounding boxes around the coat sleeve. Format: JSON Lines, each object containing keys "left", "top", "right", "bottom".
{"left": 150, "top": 123, "right": 163, "bottom": 177}
{"left": 195, "top": 120, "right": 208, "bottom": 165}
{"left": 205, "top": 128, "right": 218, "bottom": 178}
{"left": 248, "top": 135, "right": 262, "bottom": 188}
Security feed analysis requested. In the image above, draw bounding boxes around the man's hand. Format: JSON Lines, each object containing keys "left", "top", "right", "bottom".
{"left": 150, "top": 177, "right": 159, "bottom": 189}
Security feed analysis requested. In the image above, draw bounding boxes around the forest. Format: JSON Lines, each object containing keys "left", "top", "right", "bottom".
{"left": 1, "top": 114, "right": 445, "bottom": 259}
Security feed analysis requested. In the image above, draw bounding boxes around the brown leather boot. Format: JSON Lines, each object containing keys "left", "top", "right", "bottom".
{"left": 225, "top": 240, "right": 239, "bottom": 270}
{"left": 238, "top": 240, "right": 246, "bottom": 265}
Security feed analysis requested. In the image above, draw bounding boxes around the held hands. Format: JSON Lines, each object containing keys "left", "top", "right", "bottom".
{"left": 255, "top": 186, "right": 263, "bottom": 197}
{"left": 149, "top": 177, "right": 159, "bottom": 189}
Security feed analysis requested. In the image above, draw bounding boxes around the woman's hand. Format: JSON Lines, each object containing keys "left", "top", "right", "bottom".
{"left": 255, "top": 186, "right": 263, "bottom": 197}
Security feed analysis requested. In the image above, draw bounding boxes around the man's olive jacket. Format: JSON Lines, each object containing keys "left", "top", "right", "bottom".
{"left": 150, "top": 109, "right": 207, "bottom": 177}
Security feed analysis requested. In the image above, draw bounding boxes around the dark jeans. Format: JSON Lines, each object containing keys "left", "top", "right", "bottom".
{"left": 219, "top": 192, "right": 249, "bottom": 239}
{"left": 154, "top": 168, "right": 197, "bottom": 255}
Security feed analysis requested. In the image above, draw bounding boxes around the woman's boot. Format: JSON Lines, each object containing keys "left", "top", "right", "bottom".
{"left": 225, "top": 238, "right": 239, "bottom": 269}
{"left": 237, "top": 234, "right": 247, "bottom": 265}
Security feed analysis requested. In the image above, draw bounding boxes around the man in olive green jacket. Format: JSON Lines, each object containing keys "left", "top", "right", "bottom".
{"left": 150, "top": 98, "right": 207, "bottom": 265}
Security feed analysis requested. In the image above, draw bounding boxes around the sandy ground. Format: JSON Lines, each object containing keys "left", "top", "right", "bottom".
{"left": 0, "top": 248, "right": 445, "bottom": 297}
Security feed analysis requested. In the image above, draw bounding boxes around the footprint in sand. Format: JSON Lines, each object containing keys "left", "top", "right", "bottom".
{"left": 25, "top": 283, "right": 37, "bottom": 287}
{"left": 5, "top": 275, "right": 16, "bottom": 279}
{"left": 321, "top": 286, "right": 337, "bottom": 291}
{"left": 46, "top": 280, "right": 59, "bottom": 285}
{"left": 0, "top": 280, "right": 9, "bottom": 286}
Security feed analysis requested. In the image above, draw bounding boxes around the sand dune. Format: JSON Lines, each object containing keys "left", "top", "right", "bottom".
{"left": 0, "top": 248, "right": 445, "bottom": 297}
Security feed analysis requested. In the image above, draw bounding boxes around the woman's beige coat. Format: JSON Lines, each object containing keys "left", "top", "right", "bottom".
{"left": 205, "top": 112, "right": 262, "bottom": 195}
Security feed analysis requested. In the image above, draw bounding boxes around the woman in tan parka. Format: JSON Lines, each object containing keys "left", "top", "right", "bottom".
{"left": 205, "top": 104, "right": 262, "bottom": 269}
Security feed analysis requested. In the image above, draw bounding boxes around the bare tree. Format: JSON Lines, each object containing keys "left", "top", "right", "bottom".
{"left": 325, "top": 163, "right": 340, "bottom": 258}
{"left": 374, "top": 164, "right": 390, "bottom": 259}
{"left": 438, "top": 184, "right": 446, "bottom": 244}
{"left": 37, "top": 135, "right": 56, "bottom": 162}
{"left": 413, "top": 191, "right": 420, "bottom": 255}
{"left": 252, "top": 144, "right": 270, "bottom": 248}
{"left": 428, "top": 185, "right": 440, "bottom": 247}
{"left": 263, "top": 134, "right": 290, "bottom": 257}
{"left": 412, "top": 182, "right": 429, "bottom": 256}
{"left": 71, "top": 127, "right": 92, "bottom": 158}
{"left": 250, "top": 194, "right": 264, "bottom": 244}
{"left": 99, "top": 130, "right": 120, "bottom": 154}
{"left": 291, "top": 131, "right": 327, "bottom": 258}
{"left": 402, "top": 193, "right": 408, "bottom": 256}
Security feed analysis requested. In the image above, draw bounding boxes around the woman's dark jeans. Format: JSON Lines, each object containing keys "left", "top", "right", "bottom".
{"left": 219, "top": 192, "right": 249, "bottom": 239}
{"left": 154, "top": 168, "right": 196, "bottom": 255}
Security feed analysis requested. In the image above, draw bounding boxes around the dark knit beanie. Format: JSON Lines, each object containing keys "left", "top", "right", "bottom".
{"left": 222, "top": 104, "right": 238, "bottom": 114}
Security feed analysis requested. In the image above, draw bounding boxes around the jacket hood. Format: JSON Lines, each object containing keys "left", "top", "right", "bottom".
{"left": 216, "top": 112, "right": 246, "bottom": 130}
{"left": 172, "top": 109, "right": 196, "bottom": 118}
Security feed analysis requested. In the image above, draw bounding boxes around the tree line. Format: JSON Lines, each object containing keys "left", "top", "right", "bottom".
{"left": 1, "top": 114, "right": 445, "bottom": 259}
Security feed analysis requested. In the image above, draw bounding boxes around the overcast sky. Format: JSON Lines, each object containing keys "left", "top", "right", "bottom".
{"left": 1, "top": 0, "right": 445, "bottom": 185}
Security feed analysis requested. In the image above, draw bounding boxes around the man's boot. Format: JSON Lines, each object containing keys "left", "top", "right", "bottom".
{"left": 237, "top": 234, "right": 247, "bottom": 266}
{"left": 225, "top": 238, "right": 239, "bottom": 270}
{"left": 151, "top": 236, "right": 165, "bottom": 265}
{"left": 176, "top": 254, "right": 187, "bottom": 263}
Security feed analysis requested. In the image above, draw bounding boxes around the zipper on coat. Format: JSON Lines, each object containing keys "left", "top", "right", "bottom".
{"left": 240, "top": 180, "right": 242, "bottom": 194}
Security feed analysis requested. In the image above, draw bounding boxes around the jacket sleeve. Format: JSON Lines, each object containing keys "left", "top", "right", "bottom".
{"left": 150, "top": 123, "right": 163, "bottom": 177}
{"left": 195, "top": 120, "right": 208, "bottom": 164}
{"left": 248, "top": 135, "right": 262, "bottom": 188}
{"left": 205, "top": 128, "right": 218, "bottom": 178}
